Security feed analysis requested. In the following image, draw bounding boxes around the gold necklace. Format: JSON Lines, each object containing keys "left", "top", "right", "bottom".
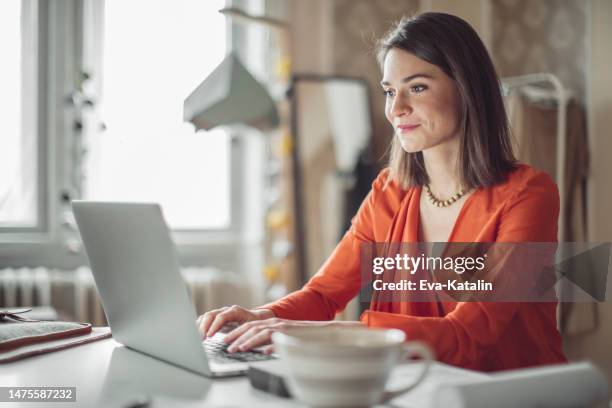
{"left": 424, "top": 184, "right": 467, "bottom": 207}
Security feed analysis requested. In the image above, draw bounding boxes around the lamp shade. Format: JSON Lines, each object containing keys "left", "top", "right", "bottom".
{"left": 183, "top": 52, "right": 279, "bottom": 132}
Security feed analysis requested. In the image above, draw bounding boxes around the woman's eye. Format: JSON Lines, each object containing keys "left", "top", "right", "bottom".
{"left": 383, "top": 89, "right": 395, "bottom": 97}
{"left": 411, "top": 84, "right": 427, "bottom": 94}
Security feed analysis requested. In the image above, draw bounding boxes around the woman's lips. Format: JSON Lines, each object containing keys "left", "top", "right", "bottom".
{"left": 397, "top": 124, "right": 420, "bottom": 134}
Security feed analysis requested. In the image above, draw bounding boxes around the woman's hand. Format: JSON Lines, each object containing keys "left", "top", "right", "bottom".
{"left": 196, "top": 305, "right": 274, "bottom": 339}
{"left": 223, "top": 319, "right": 363, "bottom": 354}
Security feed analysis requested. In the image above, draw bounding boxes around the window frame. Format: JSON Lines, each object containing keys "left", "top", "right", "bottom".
{"left": 0, "top": 0, "right": 267, "bottom": 274}
{"left": 0, "top": 0, "right": 92, "bottom": 269}
{"left": 0, "top": 0, "right": 48, "bottom": 235}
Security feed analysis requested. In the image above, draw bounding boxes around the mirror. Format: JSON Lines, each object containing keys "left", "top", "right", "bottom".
{"left": 291, "top": 76, "right": 374, "bottom": 282}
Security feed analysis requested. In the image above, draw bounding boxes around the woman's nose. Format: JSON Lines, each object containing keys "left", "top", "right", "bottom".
{"left": 390, "top": 94, "right": 412, "bottom": 118}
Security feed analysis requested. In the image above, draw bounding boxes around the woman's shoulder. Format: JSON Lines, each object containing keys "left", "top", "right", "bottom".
{"left": 487, "top": 163, "right": 559, "bottom": 207}
{"left": 500, "top": 163, "right": 557, "bottom": 192}
{"left": 371, "top": 167, "right": 411, "bottom": 202}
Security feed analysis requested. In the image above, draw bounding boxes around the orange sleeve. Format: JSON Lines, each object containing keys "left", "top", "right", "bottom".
{"left": 361, "top": 172, "right": 560, "bottom": 367}
{"left": 259, "top": 170, "right": 389, "bottom": 320}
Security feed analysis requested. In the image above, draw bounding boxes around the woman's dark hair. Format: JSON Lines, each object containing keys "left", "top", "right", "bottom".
{"left": 377, "top": 12, "right": 516, "bottom": 189}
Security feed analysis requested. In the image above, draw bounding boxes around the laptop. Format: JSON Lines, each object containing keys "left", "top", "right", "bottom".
{"left": 72, "top": 201, "right": 272, "bottom": 377}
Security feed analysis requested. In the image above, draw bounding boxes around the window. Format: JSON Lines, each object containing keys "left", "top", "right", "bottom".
{"left": 0, "top": 0, "right": 40, "bottom": 229}
{"left": 84, "top": 0, "right": 231, "bottom": 229}
{"left": 0, "top": 0, "right": 268, "bottom": 271}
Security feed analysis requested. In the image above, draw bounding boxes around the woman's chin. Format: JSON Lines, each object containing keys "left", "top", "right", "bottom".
{"left": 398, "top": 141, "right": 425, "bottom": 154}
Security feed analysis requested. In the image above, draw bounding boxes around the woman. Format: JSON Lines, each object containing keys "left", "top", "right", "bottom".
{"left": 197, "top": 12, "right": 567, "bottom": 372}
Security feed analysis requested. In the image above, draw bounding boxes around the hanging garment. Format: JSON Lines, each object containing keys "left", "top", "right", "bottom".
{"left": 505, "top": 92, "right": 589, "bottom": 242}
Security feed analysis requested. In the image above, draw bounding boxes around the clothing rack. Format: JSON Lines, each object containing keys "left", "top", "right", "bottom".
{"left": 501, "top": 73, "right": 570, "bottom": 240}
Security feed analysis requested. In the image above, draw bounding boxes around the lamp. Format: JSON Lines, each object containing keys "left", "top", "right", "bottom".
{"left": 183, "top": 52, "right": 279, "bottom": 132}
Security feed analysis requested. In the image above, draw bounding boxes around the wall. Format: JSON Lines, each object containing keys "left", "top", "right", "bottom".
{"left": 490, "top": 0, "right": 587, "bottom": 104}
{"left": 290, "top": 0, "right": 334, "bottom": 75}
{"left": 420, "top": 0, "right": 491, "bottom": 48}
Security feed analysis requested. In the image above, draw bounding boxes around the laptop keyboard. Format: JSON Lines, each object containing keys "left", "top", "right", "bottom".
{"left": 203, "top": 336, "right": 274, "bottom": 364}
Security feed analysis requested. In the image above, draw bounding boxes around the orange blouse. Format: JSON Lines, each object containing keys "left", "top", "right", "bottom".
{"left": 263, "top": 164, "right": 567, "bottom": 372}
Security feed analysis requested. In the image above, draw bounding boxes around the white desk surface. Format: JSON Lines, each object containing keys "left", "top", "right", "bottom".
{"left": 0, "top": 332, "right": 488, "bottom": 408}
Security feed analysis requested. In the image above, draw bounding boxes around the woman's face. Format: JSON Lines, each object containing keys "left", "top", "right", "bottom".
{"left": 381, "top": 48, "right": 462, "bottom": 153}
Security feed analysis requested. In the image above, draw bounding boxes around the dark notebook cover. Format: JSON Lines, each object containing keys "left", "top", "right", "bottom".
{"left": 0, "top": 308, "right": 111, "bottom": 362}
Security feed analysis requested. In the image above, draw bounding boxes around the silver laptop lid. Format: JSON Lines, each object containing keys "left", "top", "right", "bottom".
{"left": 72, "top": 201, "right": 212, "bottom": 376}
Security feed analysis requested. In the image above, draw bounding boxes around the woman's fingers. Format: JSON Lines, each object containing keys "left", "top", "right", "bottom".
{"left": 229, "top": 327, "right": 276, "bottom": 352}
{"left": 223, "top": 318, "right": 275, "bottom": 344}
{"left": 196, "top": 308, "right": 226, "bottom": 338}
{"left": 206, "top": 305, "right": 254, "bottom": 338}
{"left": 222, "top": 321, "right": 253, "bottom": 344}
{"left": 227, "top": 324, "right": 264, "bottom": 352}
{"left": 261, "top": 345, "right": 275, "bottom": 355}
{"left": 227, "top": 320, "right": 285, "bottom": 352}
{"left": 206, "top": 307, "right": 239, "bottom": 337}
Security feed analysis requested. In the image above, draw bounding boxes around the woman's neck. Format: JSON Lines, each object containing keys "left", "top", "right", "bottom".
{"left": 422, "top": 137, "right": 463, "bottom": 198}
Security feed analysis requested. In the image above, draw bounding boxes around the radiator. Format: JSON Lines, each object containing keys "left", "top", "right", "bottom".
{"left": 0, "top": 267, "right": 253, "bottom": 326}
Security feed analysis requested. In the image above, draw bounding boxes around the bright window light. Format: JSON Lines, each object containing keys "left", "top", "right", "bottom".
{"left": 0, "top": 0, "right": 37, "bottom": 228}
{"left": 85, "top": 0, "right": 230, "bottom": 229}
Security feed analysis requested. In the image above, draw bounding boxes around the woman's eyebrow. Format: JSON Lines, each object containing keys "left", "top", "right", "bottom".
{"left": 380, "top": 73, "right": 434, "bottom": 86}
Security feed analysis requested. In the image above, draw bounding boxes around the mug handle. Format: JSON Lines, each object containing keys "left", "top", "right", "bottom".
{"left": 380, "top": 341, "right": 434, "bottom": 403}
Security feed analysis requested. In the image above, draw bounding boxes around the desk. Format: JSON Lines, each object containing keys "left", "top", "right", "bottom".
{"left": 0, "top": 334, "right": 487, "bottom": 407}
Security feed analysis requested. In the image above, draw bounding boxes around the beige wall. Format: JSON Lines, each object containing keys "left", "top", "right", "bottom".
{"left": 290, "top": 0, "right": 334, "bottom": 75}
{"left": 490, "top": 0, "right": 587, "bottom": 104}
{"left": 586, "top": 1, "right": 612, "bottom": 241}
{"left": 420, "top": 0, "right": 491, "bottom": 48}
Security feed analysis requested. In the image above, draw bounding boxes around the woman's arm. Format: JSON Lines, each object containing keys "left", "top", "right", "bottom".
{"left": 257, "top": 228, "right": 368, "bottom": 320}
{"left": 199, "top": 169, "right": 389, "bottom": 339}
{"left": 249, "top": 170, "right": 390, "bottom": 321}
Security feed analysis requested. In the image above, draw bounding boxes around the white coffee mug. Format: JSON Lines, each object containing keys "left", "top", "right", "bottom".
{"left": 272, "top": 326, "right": 433, "bottom": 408}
